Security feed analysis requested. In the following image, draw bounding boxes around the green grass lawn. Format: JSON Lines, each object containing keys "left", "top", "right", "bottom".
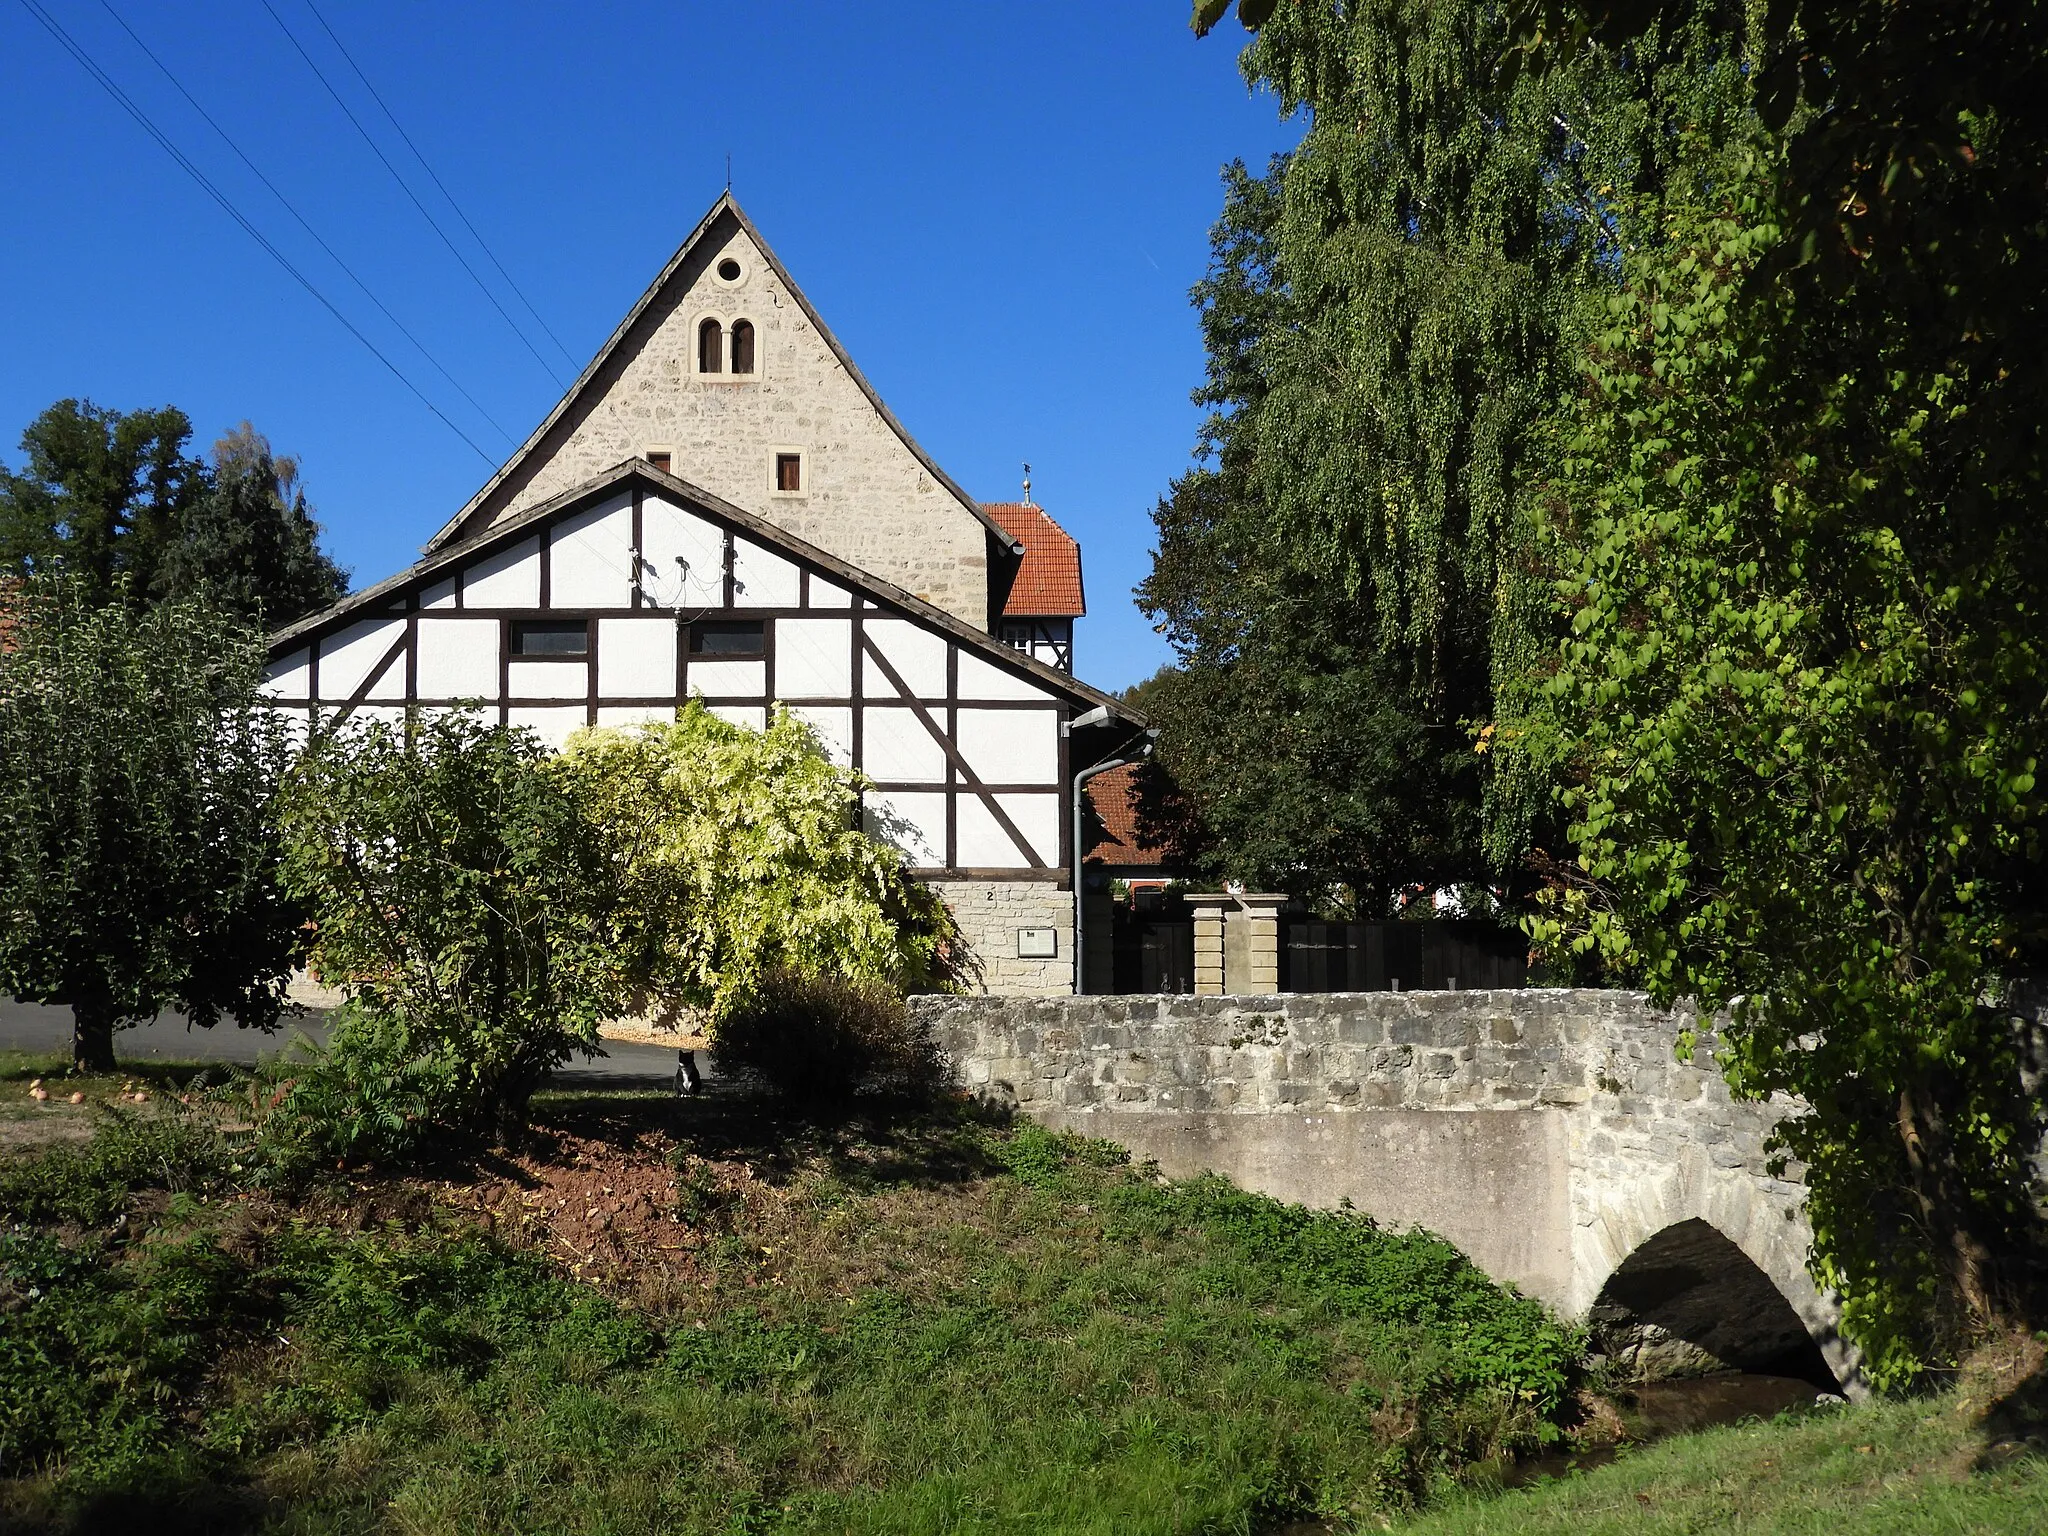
{"left": 1401, "top": 1382, "right": 2048, "bottom": 1534}
{"left": 1, "top": 1075, "right": 2041, "bottom": 1534}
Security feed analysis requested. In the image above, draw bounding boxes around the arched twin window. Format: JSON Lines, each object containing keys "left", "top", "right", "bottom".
{"left": 696, "top": 317, "right": 756, "bottom": 377}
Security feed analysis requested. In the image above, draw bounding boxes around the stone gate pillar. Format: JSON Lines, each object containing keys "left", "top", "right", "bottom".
{"left": 1232, "top": 894, "right": 1288, "bottom": 993}
{"left": 1187, "top": 894, "right": 1232, "bottom": 995}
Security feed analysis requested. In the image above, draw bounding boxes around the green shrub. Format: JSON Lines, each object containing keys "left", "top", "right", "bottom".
{"left": 0, "top": 1109, "right": 239, "bottom": 1226}
{"left": 711, "top": 969, "right": 945, "bottom": 1104}
{"left": 261, "top": 1005, "right": 437, "bottom": 1171}
{"left": 278, "top": 709, "right": 625, "bottom": 1141}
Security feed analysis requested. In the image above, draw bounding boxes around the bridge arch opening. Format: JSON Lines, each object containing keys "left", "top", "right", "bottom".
{"left": 1589, "top": 1218, "right": 1840, "bottom": 1391}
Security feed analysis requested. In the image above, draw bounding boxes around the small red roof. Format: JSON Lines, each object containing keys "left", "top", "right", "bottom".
{"left": 985, "top": 502, "right": 1085, "bottom": 618}
{"left": 1084, "top": 761, "right": 1169, "bottom": 867}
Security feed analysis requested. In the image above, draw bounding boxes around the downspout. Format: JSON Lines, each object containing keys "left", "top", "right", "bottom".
{"left": 1064, "top": 707, "right": 1156, "bottom": 995}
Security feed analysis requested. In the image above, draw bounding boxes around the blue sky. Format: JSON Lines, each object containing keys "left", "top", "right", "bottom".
{"left": 1, "top": 1, "right": 1297, "bottom": 690}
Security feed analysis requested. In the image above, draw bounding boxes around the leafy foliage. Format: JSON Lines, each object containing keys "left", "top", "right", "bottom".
{"left": 278, "top": 710, "right": 624, "bottom": 1136}
{"left": 1146, "top": 0, "right": 1754, "bottom": 903}
{"left": 0, "top": 584, "right": 304, "bottom": 1069}
{"left": 711, "top": 969, "right": 945, "bottom": 1105}
{"left": 1522, "top": 158, "right": 2048, "bottom": 1383}
{"left": 558, "top": 704, "right": 962, "bottom": 1027}
{"left": 152, "top": 423, "right": 346, "bottom": 626}
{"left": 0, "top": 401, "right": 345, "bottom": 623}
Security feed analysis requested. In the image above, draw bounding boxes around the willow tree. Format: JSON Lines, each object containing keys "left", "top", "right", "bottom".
{"left": 1143, "top": 0, "right": 1752, "bottom": 907}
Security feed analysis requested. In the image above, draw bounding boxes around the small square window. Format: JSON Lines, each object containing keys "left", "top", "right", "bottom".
{"left": 689, "top": 620, "right": 766, "bottom": 657}
{"left": 646, "top": 450, "right": 672, "bottom": 474}
{"left": 510, "top": 619, "right": 589, "bottom": 657}
{"left": 775, "top": 452, "right": 803, "bottom": 493}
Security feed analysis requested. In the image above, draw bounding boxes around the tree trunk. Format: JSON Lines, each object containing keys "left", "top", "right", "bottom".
{"left": 1896, "top": 1082, "right": 2003, "bottom": 1332}
{"left": 72, "top": 998, "right": 117, "bottom": 1073}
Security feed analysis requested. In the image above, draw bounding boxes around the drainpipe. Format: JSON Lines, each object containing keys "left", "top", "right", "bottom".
{"left": 1064, "top": 708, "right": 1156, "bottom": 995}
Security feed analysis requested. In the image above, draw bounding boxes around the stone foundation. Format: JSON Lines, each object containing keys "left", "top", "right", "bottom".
{"left": 929, "top": 880, "right": 1074, "bottom": 998}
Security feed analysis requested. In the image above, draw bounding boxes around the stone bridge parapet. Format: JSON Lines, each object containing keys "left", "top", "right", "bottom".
{"left": 913, "top": 989, "right": 1852, "bottom": 1388}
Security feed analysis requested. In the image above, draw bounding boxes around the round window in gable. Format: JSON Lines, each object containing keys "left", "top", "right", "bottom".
{"left": 716, "top": 256, "right": 744, "bottom": 284}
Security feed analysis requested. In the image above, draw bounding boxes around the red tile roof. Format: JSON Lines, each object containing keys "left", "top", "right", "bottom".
{"left": 984, "top": 502, "right": 1085, "bottom": 618}
{"left": 1084, "top": 761, "right": 1169, "bottom": 867}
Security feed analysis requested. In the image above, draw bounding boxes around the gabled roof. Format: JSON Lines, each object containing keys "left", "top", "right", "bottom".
{"left": 275, "top": 459, "right": 1140, "bottom": 724}
{"left": 426, "top": 193, "right": 1022, "bottom": 559}
{"left": 985, "top": 503, "right": 1085, "bottom": 618}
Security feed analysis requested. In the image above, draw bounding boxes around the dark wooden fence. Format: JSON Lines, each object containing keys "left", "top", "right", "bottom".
{"left": 1111, "top": 909, "right": 1196, "bottom": 994}
{"left": 1279, "top": 919, "right": 1527, "bottom": 993}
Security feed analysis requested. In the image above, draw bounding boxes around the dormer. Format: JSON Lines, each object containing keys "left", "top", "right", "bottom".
{"left": 984, "top": 501, "right": 1084, "bottom": 671}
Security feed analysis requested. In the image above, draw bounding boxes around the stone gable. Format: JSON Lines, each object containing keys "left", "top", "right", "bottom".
{"left": 463, "top": 206, "right": 993, "bottom": 627}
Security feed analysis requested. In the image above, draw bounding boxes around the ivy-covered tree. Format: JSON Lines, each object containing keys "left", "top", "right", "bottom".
{"left": 0, "top": 584, "right": 303, "bottom": 1069}
{"left": 1146, "top": 0, "right": 1754, "bottom": 906}
{"left": 0, "top": 401, "right": 347, "bottom": 624}
{"left": 154, "top": 424, "right": 347, "bottom": 626}
{"left": 558, "top": 704, "right": 963, "bottom": 1027}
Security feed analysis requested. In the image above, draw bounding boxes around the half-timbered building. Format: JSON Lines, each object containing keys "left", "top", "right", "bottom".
{"left": 264, "top": 194, "right": 1144, "bottom": 995}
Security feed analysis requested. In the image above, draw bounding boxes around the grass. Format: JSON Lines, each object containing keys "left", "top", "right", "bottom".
{"left": 1, "top": 1082, "right": 1574, "bottom": 1534}
{"left": 1, "top": 1078, "right": 2041, "bottom": 1534}
{"left": 1401, "top": 1376, "right": 2048, "bottom": 1534}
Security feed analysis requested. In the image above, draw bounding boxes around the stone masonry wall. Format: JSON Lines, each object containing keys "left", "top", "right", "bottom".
{"left": 930, "top": 880, "right": 1074, "bottom": 999}
{"left": 911, "top": 988, "right": 1843, "bottom": 1377}
{"left": 474, "top": 209, "right": 992, "bottom": 627}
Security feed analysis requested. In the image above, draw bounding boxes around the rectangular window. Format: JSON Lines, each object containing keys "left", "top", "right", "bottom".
{"left": 775, "top": 452, "right": 803, "bottom": 493}
{"left": 646, "top": 450, "right": 672, "bottom": 474}
{"left": 689, "top": 619, "right": 766, "bottom": 657}
{"left": 1002, "top": 623, "right": 1032, "bottom": 652}
{"left": 510, "top": 619, "right": 590, "bottom": 657}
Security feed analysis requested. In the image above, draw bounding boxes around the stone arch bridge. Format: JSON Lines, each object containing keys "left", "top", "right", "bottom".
{"left": 916, "top": 989, "right": 1855, "bottom": 1391}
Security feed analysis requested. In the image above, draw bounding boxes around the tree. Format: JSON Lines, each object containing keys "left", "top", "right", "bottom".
{"left": 1146, "top": 0, "right": 1754, "bottom": 907}
{"left": 154, "top": 424, "right": 347, "bottom": 626}
{"left": 0, "top": 400, "right": 202, "bottom": 603}
{"left": 278, "top": 710, "right": 624, "bottom": 1136}
{"left": 0, "top": 402, "right": 347, "bottom": 624}
{"left": 1528, "top": 158, "right": 2048, "bottom": 1383}
{"left": 557, "top": 704, "right": 962, "bottom": 1027}
{"left": 0, "top": 584, "right": 303, "bottom": 1070}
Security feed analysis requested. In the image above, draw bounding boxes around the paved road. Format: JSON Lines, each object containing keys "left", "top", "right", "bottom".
{"left": 0, "top": 1000, "right": 699, "bottom": 1088}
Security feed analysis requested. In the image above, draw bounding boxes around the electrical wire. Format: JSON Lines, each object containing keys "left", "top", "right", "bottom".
{"left": 95, "top": 0, "right": 518, "bottom": 449}
{"left": 299, "top": 0, "right": 579, "bottom": 373}
{"left": 15, "top": 0, "right": 497, "bottom": 466}
{"left": 259, "top": 0, "right": 568, "bottom": 390}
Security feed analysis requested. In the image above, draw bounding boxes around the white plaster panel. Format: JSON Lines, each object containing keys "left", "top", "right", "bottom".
{"left": 687, "top": 660, "right": 765, "bottom": 697}
{"left": 861, "top": 706, "right": 946, "bottom": 784}
{"left": 463, "top": 537, "right": 542, "bottom": 608}
{"left": 862, "top": 619, "right": 946, "bottom": 700}
{"left": 422, "top": 577, "right": 457, "bottom": 610}
{"left": 550, "top": 495, "right": 635, "bottom": 608}
{"left": 776, "top": 618, "right": 852, "bottom": 699}
{"left": 787, "top": 705, "right": 853, "bottom": 767}
{"left": 415, "top": 618, "right": 501, "bottom": 700}
{"left": 808, "top": 575, "right": 852, "bottom": 609}
{"left": 732, "top": 537, "right": 801, "bottom": 607}
{"left": 507, "top": 707, "right": 588, "bottom": 751}
{"left": 957, "top": 791, "right": 1058, "bottom": 868}
{"left": 595, "top": 705, "right": 675, "bottom": 731}
{"left": 317, "top": 619, "right": 407, "bottom": 702}
{"left": 262, "top": 648, "right": 310, "bottom": 700}
{"left": 509, "top": 660, "right": 589, "bottom": 701}
{"left": 642, "top": 495, "right": 726, "bottom": 609}
{"left": 956, "top": 649, "right": 1049, "bottom": 703}
{"left": 709, "top": 705, "right": 767, "bottom": 731}
{"left": 597, "top": 618, "right": 678, "bottom": 697}
{"left": 866, "top": 791, "right": 946, "bottom": 866}
{"left": 957, "top": 708, "right": 1059, "bottom": 785}
{"left": 349, "top": 705, "right": 408, "bottom": 732}
{"left": 263, "top": 706, "right": 311, "bottom": 753}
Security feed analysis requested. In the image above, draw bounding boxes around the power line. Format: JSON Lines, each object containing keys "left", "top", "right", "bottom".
{"left": 95, "top": 0, "right": 519, "bottom": 449}
{"left": 15, "top": 0, "right": 497, "bottom": 466}
{"left": 300, "top": 0, "right": 579, "bottom": 373}
{"left": 259, "top": 0, "right": 568, "bottom": 390}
